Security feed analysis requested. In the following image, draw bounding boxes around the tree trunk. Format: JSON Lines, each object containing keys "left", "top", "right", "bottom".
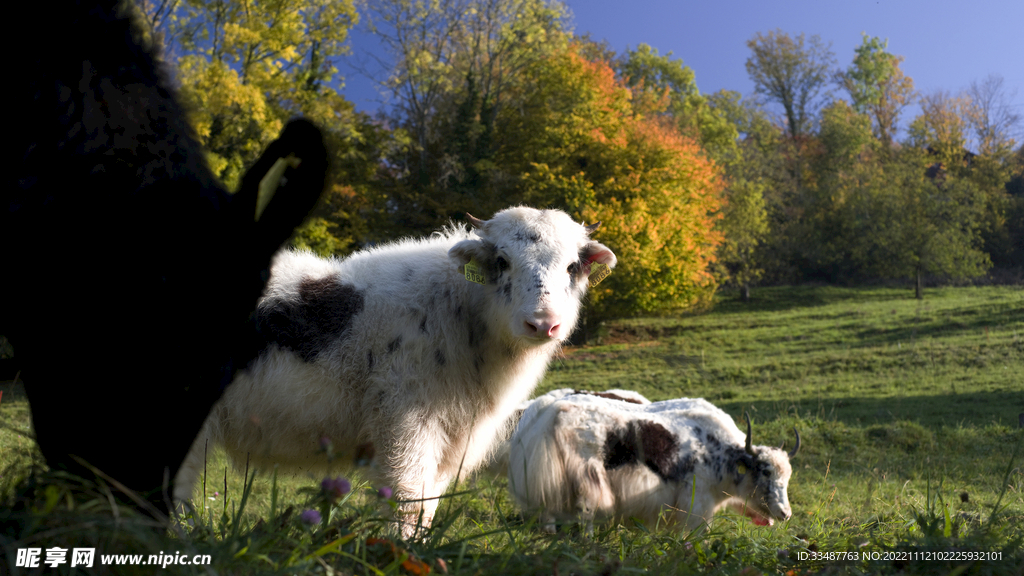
{"left": 742, "top": 282, "right": 751, "bottom": 302}
{"left": 915, "top": 268, "right": 923, "bottom": 299}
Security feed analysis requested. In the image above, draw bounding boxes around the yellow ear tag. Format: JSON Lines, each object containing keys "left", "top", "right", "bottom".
{"left": 256, "top": 155, "right": 302, "bottom": 221}
{"left": 737, "top": 463, "right": 747, "bottom": 475}
{"left": 464, "top": 258, "right": 487, "bottom": 285}
{"left": 588, "top": 262, "right": 612, "bottom": 286}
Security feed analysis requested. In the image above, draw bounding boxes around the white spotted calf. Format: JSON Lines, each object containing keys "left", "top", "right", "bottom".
{"left": 175, "top": 207, "right": 616, "bottom": 536}
{"left": 508, "top": 392, "right": 799, "bottom": 533}
{"left": 488, "top": 388, "right": 651, "bottom": 475}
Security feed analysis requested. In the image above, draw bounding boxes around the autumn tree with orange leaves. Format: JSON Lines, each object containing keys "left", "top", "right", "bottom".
{"left": 496, "top": 47, "right": 724, "bottom": 321}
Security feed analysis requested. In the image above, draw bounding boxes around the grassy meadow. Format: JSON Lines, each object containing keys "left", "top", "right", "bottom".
{"left": 1, "top": 284, "right": 1022, "bottom": 575}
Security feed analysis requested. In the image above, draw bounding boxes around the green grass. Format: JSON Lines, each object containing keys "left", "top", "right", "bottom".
{"left": 2, "top": 285, "right": 1023, "bottom": 574}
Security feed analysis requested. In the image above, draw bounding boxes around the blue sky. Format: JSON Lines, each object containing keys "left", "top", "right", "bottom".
{"left": 339, "top": 0, "right": 1023, "bottom": 143}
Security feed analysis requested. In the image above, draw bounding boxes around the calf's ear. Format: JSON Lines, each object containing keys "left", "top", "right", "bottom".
{"left": 583, "top": 240, "right": 617, "bottom": 269}
{"left": 449, "top": 238, "right": 486, "bottom": 268}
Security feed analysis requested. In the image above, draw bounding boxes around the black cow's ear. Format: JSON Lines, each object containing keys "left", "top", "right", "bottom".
{"left": 236, "top": 118, "right": 329, "bottom": 253}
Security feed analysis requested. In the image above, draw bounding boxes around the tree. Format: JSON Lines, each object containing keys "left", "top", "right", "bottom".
{"left": 143, "top": 0, "right": 399, "bottom": 256}
{"left": 745, "top": 29, "right": 835, "bottom": 141}
{"left": 1002, "top": 145, "right": 1024, "bottom": 268}
{"left": 706, "top": 90, "right": 782, "bottom": 296}
{"left": 745, "top": 29, "right": 835, "bottom": 230}
{"left": 499, "top": 47, "right": 724, "bottom": 321}
{"left": 146, "top": 0, "right": 359, "bottom": 187}
{"left": 361, "top": 0, "right": 570, "bottom": 235}
{"left": 801, "top": 99, "right": 878, "bottom": 280}
{"left": 715, "top": 179, "right": 769, "bottom": 301}
{"left": 849, "top": 153, "right": 990, "bottom": 298}
{"left": 908, "top": 90, "right": 972, "bottom": 174}
{"left": 617, "top": 43, "right": 738, "bottom": 162}
{"left": 837, "top": 34, "right": 915, "bottom": 150}
{"left": 964, "top": 74, "right": 1021, "bottom": 157}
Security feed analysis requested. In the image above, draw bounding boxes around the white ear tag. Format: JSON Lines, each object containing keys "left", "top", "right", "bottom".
{"left": 589, "top": 262, "right": 612, "bottom": 286}
{"left": 464, "top": 258, "right": 487, "bottom": 285}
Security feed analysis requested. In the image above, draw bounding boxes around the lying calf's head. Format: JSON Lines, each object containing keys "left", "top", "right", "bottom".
{"left": 726, "top": 415, "right": 800, "bottom": 526}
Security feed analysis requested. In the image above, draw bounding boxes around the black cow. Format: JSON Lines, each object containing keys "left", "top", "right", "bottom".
{"left": 2, "top": 0, "right": 328, "bottom": 515}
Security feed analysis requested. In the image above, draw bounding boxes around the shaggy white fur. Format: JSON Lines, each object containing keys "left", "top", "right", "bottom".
{"left": 508, "top": 392, "right": 798, "bottom": 534}
{"left": 175, "top": 207, "right": 616, "bottom": 537}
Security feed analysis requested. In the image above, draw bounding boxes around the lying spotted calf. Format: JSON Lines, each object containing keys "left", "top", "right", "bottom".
{"left": 488, "top": 388, "right": 651, "bottom": 475}
{"left": 508, "top": 392, "right": 799, "bottom": 533}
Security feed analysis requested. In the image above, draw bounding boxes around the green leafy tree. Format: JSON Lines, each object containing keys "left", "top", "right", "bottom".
{"left": 617, "top": 44, "right": 738, "bottom": 161}
{"left": 837, "top": 34, "right": 915, "bottom": 150}
{"left": 800, "top": 99, "right": 878, "bottom": 280}
{"left": 715, "top": 179, "right": 769, "bottom": 301}
{"left": 1002, "top": 145, "right": 1024, "bottom": 268}
{"left": 705, "top": 90, "right": 783, "bottom": 296}
{"left": 850, "top": 153, "right": 990, "bottom": 298}
{"left": 906, "top": 88, "right": 1020, "bottom": 271}
{"left": 363, "top": 0, "right": 570, "bottom": 236}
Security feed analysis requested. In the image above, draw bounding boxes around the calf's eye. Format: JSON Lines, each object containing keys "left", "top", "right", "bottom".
{"left": 496, "top": 257, "right": 509, "bottom": 271}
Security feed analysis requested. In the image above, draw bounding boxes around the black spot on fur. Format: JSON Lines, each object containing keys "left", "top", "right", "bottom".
{"left": 419, "top": 315, "right": 428, "bottom": 334}
{"left": 403, "top": 267, "right": 414, "bottom": 282}
{"left": 573, "top": 390, "right": 644, "bottom": 405}
{"left": 256, "top": 277, "right": 364, "bottom": 362}
{"left": 669, "top": 454, "right": 696, "bottom": 480}
{"left": 502, "top": 282, "right": 512, "bottom": 303}
{"left": 705, "top": 433, "right": 721, "bottom": 447}
{"left": 637, "top": 421, "right": 680, "bottom": 481}
{"left": 434, "top": 349, "right": 446, "bottom": 366}
{"left": 603, "top": 425, "right": 638, "bottom": 470}
{"left": 386, "top": 336, "right": 402, "bottom": 354}
{"left": 367, "top": 349, "right": 375, "bottom": 370}
{"left": 604, "top": 420, "right": 686, "bottom": 482}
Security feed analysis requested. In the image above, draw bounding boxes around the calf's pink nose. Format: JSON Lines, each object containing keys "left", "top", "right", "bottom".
{"left": 525, "top": 314, "right": 561, "bottom": 338}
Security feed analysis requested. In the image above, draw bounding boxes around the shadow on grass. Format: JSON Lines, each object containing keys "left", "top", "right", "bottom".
{"left": 711, "top": 285, "right": 915, "bottom": 315}
{"left": 718, "top": 389, "right": 1024, "bottom": 430}
{"left": 852, "top": 304, "right": 1024, "bottom": 346}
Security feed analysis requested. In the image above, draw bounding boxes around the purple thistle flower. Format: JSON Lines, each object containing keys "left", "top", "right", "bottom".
{"left": 321, "top": 476, "right": 351, "bottom": 500}
{"left": 377, "top": 486, "right": 393, "bottom": 499}
{"left": 300, "top": 509, "right": 322, "bottom": 525}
